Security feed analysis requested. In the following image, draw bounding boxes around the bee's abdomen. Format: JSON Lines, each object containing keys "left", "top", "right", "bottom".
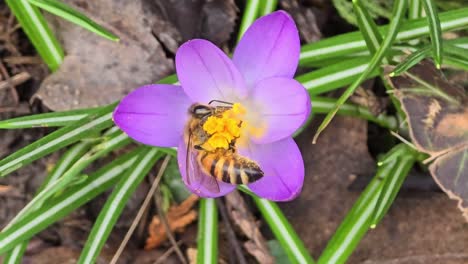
{"left": 199, "top": 152, "right": 264, "bottom": 185}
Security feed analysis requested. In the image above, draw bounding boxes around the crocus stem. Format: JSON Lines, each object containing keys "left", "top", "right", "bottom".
{"left": 197, "top": 198, "right": 218, "bottom": 264}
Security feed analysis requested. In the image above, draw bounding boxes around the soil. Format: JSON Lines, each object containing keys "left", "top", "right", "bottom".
{"left": 0, "top": 1, "right": 467, "bottom": 263}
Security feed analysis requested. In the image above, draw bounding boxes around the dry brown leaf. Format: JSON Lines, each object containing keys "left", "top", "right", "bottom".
{"left": 225, "top": 191, "right": 274, "bottom": 264}
{"left": 386, "top": 61, "right": 468, "bottom": 220}
{"left": 186, "top": 248, "right": 197, "bottom": 264}
{"left": 0, "top": 185, "right": 12, "bottom": 193}
{"left": 145, "top": 195, "right": 199, "bottom": 250}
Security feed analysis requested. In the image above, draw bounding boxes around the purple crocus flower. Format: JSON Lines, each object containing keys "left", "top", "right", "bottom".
{"left": 113, "top": 11, "right": 311, "bottom": 201}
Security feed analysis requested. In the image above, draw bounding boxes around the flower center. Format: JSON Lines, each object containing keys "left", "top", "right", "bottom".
{"left": 200, "top": 102, "right": 266, "bottom": 150}
{"left": 201, "top": 103, "right": 246, "bottom": 150}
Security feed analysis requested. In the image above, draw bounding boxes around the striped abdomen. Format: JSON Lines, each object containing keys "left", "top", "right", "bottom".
{"left": 197, "top": 150, "right": 264, "bottom": 185}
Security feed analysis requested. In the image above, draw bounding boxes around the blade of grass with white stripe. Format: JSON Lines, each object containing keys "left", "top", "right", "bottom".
{"left": 390, "top": 45, "right": 431, "bottom": 76}
{"left": 0, "top": 147, "right": 143, "bottom": 254}
{"left": 28, "top": 0, "right": 119, "bottom": 41}
{"left": 443, "top": 43, "right": 468, "bottom": 61}
{"left": 371, "top": 150, "right": 416, "bottom": 227}
{"left": 313, "top": 0, "right": 408, "bottom": 143}
{"left": 443, "top": 54, "right": 468, "bottom": 71}
{"left": 2, "top": 141, "right": 93, "bottom": 264}
{"left": 353, "top": 0, "right": 384, "bottom": 56}
{"left": 0, "top": 107, "right": 103, "bottom": 129}
{"left": 296, "top": 56, "right": 379, "bottom": 95}
{"left": 5, "top": 0, "right": 64, "bottom": 71}
{"left": 237, "top": 0, "right": 261, "bottom": 43}
{"left": 78, "top": 147, "right": 161, "bottom": 264}
{"left": 3, "top": 131, "right": 131, "bottom": 231}
{"left": 409, "top": 0, "right": 422, "bottom": 19}
{"left": 312, "top": 97, "right": 398, "bottom": 130}
{"left": 300, "top": 7, "right": 468, "bottom": 65}
{"left": 421, "top": 0, "right": 443, "bottom": 68}
{"left": 197, "top": 198, "right": 218, "bottom": 264}
{"left": 238, "top": 186, "right": 315, "bottom": 264}
{"left": 259, "top": 0, "right": 277, "bottom": 16}
{"left": 0, "top": 103, "right": 116, "bottom": 177}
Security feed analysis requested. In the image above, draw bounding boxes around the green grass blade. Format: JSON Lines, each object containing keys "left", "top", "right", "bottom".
{"left": 237, "top": 0, "right": 261, "bottom": 43}
{"left": 78, "top": 147, "right": 161, "bottom": 264}
{"left": 296, "top": 56, "right": 379, "bottom": 95}
{"left": 312, "top": 97, "right": 398, "bottom": 130}
{"left": 28, "top": 0, "right": 119, "bottom": 41}
{"left": 2, "top": 141, "right": 93, "bottom": 263}
{"left": 0, "top": 103, "right": 116, "bottom": 177}
{"left": 443, "top": 43, "right": 468, "bottom": 61}
{"left": 409, "top": 0, "right": 422, "bottom": 19}
{"left": 259, "top": 0, "right": 277, "bottom": 16}
{"left": 443, "top": 53, "right": 468, "bottom": 71}
{"left": 390, "top": 46, "right": 431, "bottom": 76}
{"left": 4, "top": 131, "right": 130, "bottom": 231}
{"left": 2, "top": 245, "right": 26, "bottom": 264}
{"left": 197, "top": 198, "right": 218, "bottom": 264}
{"left": 0, "top": 148, "right": 143, "bottom": 254}
{"left": 371, "top": 153, "right": 415, "bottom": 227}
{"left": 317, "top": 160, "right": 396, "bottom": 264}
{"left": 299, "top": 7, "right": 468, "bottom": 65}
{"left": 353, "top": 0, "right": 384, "bottom": 56}
{"left": 5, "top": 0, "right": 64, "bottom": 71}
{"left": 313, "top": 0, "right": 408, "bottom": 143}
{"left": 421, "top": 0, "right": 443, "bottom": 68}
{"left": 0, "top": 107, "right": 103, "bottom": 129}
{"left": 238, "top": 186, "right": 315, "bottom": 264}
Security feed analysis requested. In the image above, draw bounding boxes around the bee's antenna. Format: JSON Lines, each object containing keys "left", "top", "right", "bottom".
{"left": 208, "top": 99, "right": 234, "bottom": 106}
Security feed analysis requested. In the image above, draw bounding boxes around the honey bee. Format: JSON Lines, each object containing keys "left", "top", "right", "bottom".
{"left": 184, "top": 102, "right": 264, "bottom": 193}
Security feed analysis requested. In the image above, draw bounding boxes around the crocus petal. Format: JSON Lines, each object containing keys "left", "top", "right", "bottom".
{"left": 250, "top": 77, "right": 311, "bottom": 144}
{"left": 177, "top": 140, "right": 236, "bottom": 198}
{"left": 233, "top": 11, "right": 300, "bottom": 88}
{"left": 176, "top": 39, "right": 248, "bottom": 103}
{"left": 239, "top": 137, "right": 304, "bottom": 201}
{"left": 113, "top": 84, "right": 191, "bottom": 147}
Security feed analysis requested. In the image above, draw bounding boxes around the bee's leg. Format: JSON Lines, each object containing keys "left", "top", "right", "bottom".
{"left": 194, "top": 144, "right": 209, "bottom": 151}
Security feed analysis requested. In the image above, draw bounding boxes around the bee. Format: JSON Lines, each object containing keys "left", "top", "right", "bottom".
{"left": 184, "top": 101, "right": 264, "bottom": 193}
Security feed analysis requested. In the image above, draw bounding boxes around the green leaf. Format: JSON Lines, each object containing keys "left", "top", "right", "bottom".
{"left": 2, "top": 141, "right": 93, "bottom": 263}
{"left": 421, "top": 0, "right": 443, "bottom": 68}
{"left": 259, "top": 0, "right": 277, "bottom": 16}
{"left": 237, "top": 0, "right": 261, "bottom": 42}
{"left": 317, "top": 159, "right": 396, "bottom": 263}
{"left": 297, "top": 56, "right": 380, "bottom": 95}
{"left": 371, "top": 152, "right": 415, "bottom": 227}
{"left": 0, "top": 107, "right": 102, "bottom": 129}
{"left": 312, "top": 97, "right": 398, "bottom": 130}
{"left": 267, "top": 240, "right": 291, "bottom": 264}
{"left": 390, "top": 45, "right": 431, "bottom": 76}
{"left": 0, "top": 103, "right": 116, "bottom": 177}
{"left": 238, "top": 186, "right": 315, "bottom": 264}
{"left": 408, "top": 0, "right": 422, "bottom": 19}
{"left": 443, "top": 53, "right": 468, "bottom": 71}
{"left": 197, "top": 198, "right": 218, "bottom": 264}
{"left": 0, "top": 104, "right": 115, "bottom": 177}
{"left": 5, "top": 0, "right": 64, "bottom": 71}
{"left": 443, "top": 43, "right": 468, "bottom": 61}
{"left": 0, "top": 147, "right": 143, "bottom": 254}
{"left": 300, "top": 7, "right": 468, "bottom": 65}
{"left": 313, "top": 0, "right": 408, "bottom": 143}
{"left": 78, "top": 147, "right": 161, "bottom": 264}
{"left": 353, "top": 0, "right": 384, "bottom": 56}
{"left": 162, "top": 158, "right": 191, "bottom": 203}
{"left": 27, "top": 0, "right": 119, "bottom": 41}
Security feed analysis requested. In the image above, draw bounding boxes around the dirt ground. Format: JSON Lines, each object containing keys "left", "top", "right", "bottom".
{"left": 0, "top": 0, "right": 467, "bottom": 263}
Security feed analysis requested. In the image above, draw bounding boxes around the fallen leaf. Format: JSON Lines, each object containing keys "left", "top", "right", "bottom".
{"left": 225, "top": 191, "right": 274, "bottom": 264}
{"left": 35, "top": 0, "right": 238, "bottom": 111}
{"left": 145, "top": 194, "right": 199, "bottom": 250}
{"left": 0, "top": 184, "right": 12, "bottom": 193}
{"left": 386, "top": 60, "right": 468, "bottom": 220}
{"left": 186, "top": 247, "right": 197, "bottom": 264}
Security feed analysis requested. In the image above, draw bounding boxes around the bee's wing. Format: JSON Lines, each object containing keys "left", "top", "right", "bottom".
{"left": 186, "top": 133, "right": 220, "bottom": 194}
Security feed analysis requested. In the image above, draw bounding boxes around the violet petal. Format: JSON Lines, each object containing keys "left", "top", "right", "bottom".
{"left": 250, "top": 77, "right": 311, "bottom": 144}
{"left": 233, "top": 11, "right": 300, "bottom": 88}
{"left": 239, "top": 137, "right": 304, "bottom": 201}
{"left": 113, "top": 84, "right": 191, "bottom": 147}
{"left": 176, "top": 39, "right": 248, "bottom": 103}
{"left": 177, "top": 139, "right": 236, "bottom": 198}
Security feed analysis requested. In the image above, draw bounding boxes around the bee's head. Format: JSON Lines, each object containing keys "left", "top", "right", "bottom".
{"left": 189, "top": 104, "right": 213, "bottom": 118}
